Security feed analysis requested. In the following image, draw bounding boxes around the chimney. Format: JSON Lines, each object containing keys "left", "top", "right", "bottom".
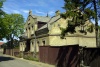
{"left": 46, "top": 13, "right": 49, "bottom": 17}
{"left": 29, "top": 10, "right": 32, "bottom": 15}
{"left": 55, "top": 10, "right": 60, "bottom": 16}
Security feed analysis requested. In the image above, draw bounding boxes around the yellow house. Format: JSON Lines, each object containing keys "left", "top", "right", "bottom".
{"left": 19, "top": 10, "right": 96, "bottom": 52}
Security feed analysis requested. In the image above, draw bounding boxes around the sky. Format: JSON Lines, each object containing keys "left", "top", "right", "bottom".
{"left": 2, "top": 0, "right": 65, "bottom": 20}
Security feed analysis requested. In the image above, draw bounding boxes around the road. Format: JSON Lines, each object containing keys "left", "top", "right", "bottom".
{"left": 0, "top": 53, "right": 38, "bottom": 67}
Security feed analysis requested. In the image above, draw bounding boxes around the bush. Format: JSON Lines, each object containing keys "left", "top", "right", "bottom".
{"left": 23, "top": 55, "right": 39, "bottom": 62}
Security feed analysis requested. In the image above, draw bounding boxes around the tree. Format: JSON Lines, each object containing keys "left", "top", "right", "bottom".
{"left": 92, "top": 0, "right": 100, "bottom": 47}
{"left": 61, "top": 0, "right": 100, "bottom": 47}
{"left": 2, "top": 14, "right": 24, "bottom": 48}
{"left": 0, "top": 0, "right": 6, "bottom": 40}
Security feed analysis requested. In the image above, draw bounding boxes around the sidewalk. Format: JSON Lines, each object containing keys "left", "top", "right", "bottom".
{"left": 4, "top": 54, "right": 55, "bottom": 67}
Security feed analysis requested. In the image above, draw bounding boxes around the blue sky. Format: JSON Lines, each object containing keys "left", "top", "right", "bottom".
{"left": 2, "top": 0, "right": 65, "bottom": 20}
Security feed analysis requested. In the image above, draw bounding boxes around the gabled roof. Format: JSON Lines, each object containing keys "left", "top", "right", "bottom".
{"left": 32, "top": 15, "right": 51, "bottom": 22}
{"left": 37, "top": 15, "right": 61, "bottom": 31}
{"left": 49, "top": 15, "right": 60, "bottom": 24}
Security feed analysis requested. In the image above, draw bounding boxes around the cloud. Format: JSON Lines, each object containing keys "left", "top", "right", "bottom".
{"left": 26, "top": 0, "right": 48, "bottom": 7}
{"left": 48, "top": 11, "right": 55, "bottom": 16}
{"left": 12, "top": 10, "right": 20, "bottom": 13}
{"left": 27, "top": 3, "right": 39, "bottom": 7}
{"left": 35, "top": 10, "right": 45, "bottom": 15}
{"left": 21, "top": 9, "right": 29, "bottom": 13}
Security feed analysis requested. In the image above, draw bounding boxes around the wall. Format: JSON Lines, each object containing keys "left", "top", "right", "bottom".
{"left": 49, "top": 35, "right": 96, "bottom": 47}
{"left": 19, "top": 41, "right": 26, "bottom": 51}
{"left": 49, "top": 36, "right": 67, "bottom": 46}
{"left": 30, "top": 36, "right": 49, "bottom": 52}
{"left": 3, "top": 48, "right": 19, "bottom": 56}
{"left": 25, "top": 15, "right": 37, "bottom": 38}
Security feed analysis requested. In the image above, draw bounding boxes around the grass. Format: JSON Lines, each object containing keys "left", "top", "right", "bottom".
{"left": 23, "top": 55, "right": 39, "bottom": 62}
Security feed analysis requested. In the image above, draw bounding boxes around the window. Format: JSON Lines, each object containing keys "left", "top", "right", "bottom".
{"left": 58, "top": 24, "right": 60, "bottom": 27}
{"left": 32, "top": 26, "right": 33, "bottom": 28}
{"left": 29, "top": 27, "right": 30, "bottom": 30}
{"left": 42, "top": 40, "right": 45, "bottom": 46}
{"left": 37, "top": 41, "right": 39, "bottom": 46}
{"left": 32, "top": 41, "right": 34, "bottom": 44}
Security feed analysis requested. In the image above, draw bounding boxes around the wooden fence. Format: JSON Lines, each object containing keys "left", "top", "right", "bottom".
{"left": 39, "top": 45, "right": 100, "bottom": 67}
{"left": 3, "top": 48, "right": 19, "bottom": 56}
{"left": 39, "top": 45, "right": 79, "bottom": 67}
{"left": 83, "top": 48, "right": 100, "bottom": 67}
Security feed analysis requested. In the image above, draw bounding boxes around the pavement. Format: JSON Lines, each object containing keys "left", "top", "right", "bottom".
{"left": 0, "top": 52, "right": 55, "bottom": 67}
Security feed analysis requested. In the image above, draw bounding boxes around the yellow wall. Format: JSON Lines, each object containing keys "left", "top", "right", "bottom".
{"left": 30, "top": 36, "right": 49, "bottom": 52}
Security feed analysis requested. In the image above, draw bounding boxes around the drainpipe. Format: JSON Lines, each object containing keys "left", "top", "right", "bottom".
{"left": 33, "top": 21, "right": 36, "bottom": 58}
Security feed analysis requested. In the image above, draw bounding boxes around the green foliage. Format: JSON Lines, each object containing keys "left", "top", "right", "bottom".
{"left": 87, "top": 24, "right": 94, "bottom": 33}
{"left": 0, "top": 0, "right": 6, "bottom": 40}
{"left": 1, "top": 14, "right": 24, "bottom": 48}
{"left": 23, "top": 55, "right": 39, "bottom": 62}
{"left": 0, "top": 0, "right": 5, "bottom": 8}
{"left": 60, "top": 0, "right": 97, "bottom": 37}
{"left": 2, "top": 14, "right": 24, "bottom": 39}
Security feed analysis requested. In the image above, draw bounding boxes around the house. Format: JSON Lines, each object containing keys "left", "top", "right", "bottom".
{"left": 0, "top": 42, "right": 4, "bottom": 45}
{"left": 19, "top": 10, "right": 96, "bottom": 53}
{"left": 0, "top": 41, "right": 4, "bottom": 48}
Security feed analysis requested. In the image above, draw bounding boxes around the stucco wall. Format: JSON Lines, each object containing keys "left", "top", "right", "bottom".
{"left": 49, "top": 18, "right": 67, "bottom": 34}
{"left": 30, "top": 36, "right": 49, "bottom": 52}
{"left": 19, "top": 41, "right": 26, "bottom": 51}
{"left": 25, "top": 15, "right": 37, "bottom": 38}
{"left": 49, "top": 36, "right": 67, "bottom": 46}
{"left": 78, "top": 37, "right": 96, "bottom": 47}
{"left": 49, "top": 35, "right": 96, "bottom": 47}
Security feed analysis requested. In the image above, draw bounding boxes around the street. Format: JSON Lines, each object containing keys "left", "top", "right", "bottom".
{"left": 0, "top": 53, "right": 38, "bottom": 67}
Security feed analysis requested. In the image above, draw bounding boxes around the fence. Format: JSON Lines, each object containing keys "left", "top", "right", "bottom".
{"left": 3, "top": 48, "right": 19, "bottom": 56}
{"left": 39, "top": 45, "right": 100, "bottom": 67}
{"left": 83, "top": 48, "right": 100, "bottom": 67}
{"left": 39, "top": 45, "right": 79, "bottom": 67}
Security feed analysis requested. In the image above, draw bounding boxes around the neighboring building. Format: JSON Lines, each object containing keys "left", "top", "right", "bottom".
{"left": 19, "top": 10, "right": 96, "bottom": 52}
{"left": 0, "top": 42, "right": 4, "bottom": 48}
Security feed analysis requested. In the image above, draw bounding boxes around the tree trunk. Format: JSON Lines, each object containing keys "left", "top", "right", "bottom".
{"left": 93, "top": 0, "right": 99, "bottom": 47}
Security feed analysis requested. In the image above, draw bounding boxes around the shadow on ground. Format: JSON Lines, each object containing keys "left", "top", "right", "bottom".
{"left": 0, "top": 56, "right": 15, "bottom": 62}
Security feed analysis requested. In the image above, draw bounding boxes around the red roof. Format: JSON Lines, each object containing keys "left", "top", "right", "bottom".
{"left": 0, "top": 42, "right": 4, "bottom": 46}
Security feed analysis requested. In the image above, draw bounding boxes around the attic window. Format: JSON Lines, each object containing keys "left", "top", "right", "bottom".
{"left": 29, "top": 27, "right": 30, "bottom": 30}
{"left": 58, "top": 24, "right": 60, "bottom": 27}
